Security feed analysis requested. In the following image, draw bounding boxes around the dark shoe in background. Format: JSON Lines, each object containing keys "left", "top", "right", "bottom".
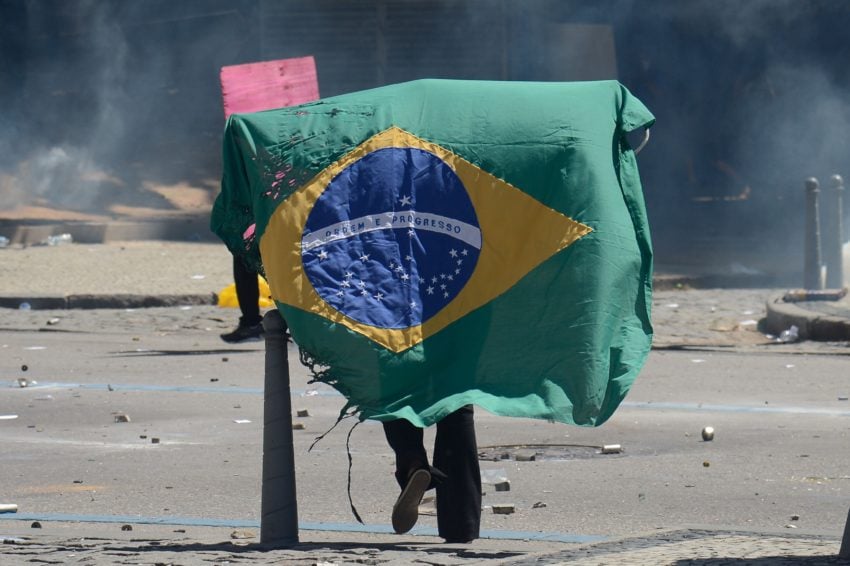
{"left": 220, "top": 322, "right": 264, "bottom": 343}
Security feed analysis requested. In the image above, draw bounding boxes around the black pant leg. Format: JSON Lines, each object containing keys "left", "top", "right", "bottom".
{"left": 382, "top": 419, "right": 429, "bottom": 489}
{"left": 434, "top": 405, "right": 481, "bottom": 542}
{"left": 233, "top": 255, "right": 261, "bottom": 325}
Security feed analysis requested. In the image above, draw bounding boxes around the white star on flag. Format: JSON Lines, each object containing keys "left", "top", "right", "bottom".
{"left": 449, "top": 249, "right": 458, "bottom": 258}
{"left": 317, "top": 250, "right": 328, "bottom": 261}
{"left": 399, "top": 195, "right": 412, "bottom": 206}
{"left": 374, "top": 292, "right": 384, "bottom": 301}
{"left": 360, "top": 254, "right": 370, "bottom": 262}
{"left": 401, "top": 273, "right": 410, "bottom": 281}
{"left": 426, "top": 286, "right": 435, "bottom": 295}
{"left": 341, "top": 280, "right": 351, "bottom": 288}
{"left": 361, "top": 289, "right": 369, "bottom": 297}
{"left": 407, "top": 229, "right": 415, "bottom": 237}
{"left": 461, "top": 249, "right": 468, "bottom": 256}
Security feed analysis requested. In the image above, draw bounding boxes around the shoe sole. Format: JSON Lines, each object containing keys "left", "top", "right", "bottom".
{"left": 220, "top": 335, "right": 263, "bottom": 344}
{"left": 392, "top": 468, "right": 431, "bottom": 534}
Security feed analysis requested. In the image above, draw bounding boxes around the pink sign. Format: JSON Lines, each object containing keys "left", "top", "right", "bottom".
{"left": 220, "top": 56, "right": 319, "bottom": 118}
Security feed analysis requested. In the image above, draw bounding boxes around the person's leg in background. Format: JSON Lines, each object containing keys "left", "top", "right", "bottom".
{"left": 220, "top": 255, "right": 264, "bottom": 343}
{"left": 433, "top": 404, "right": 481, "bottom": 543}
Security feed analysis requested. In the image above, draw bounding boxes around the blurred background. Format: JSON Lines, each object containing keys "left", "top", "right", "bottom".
{"left": 1, "top": 0, "right": 849, "bottom": 281}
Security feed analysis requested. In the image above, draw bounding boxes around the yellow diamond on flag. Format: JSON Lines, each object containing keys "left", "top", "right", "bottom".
{"left": 260, "top": 126, "right": 592, "bottom": 353}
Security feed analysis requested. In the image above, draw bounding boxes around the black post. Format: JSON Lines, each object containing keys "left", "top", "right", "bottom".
{"left": 804, "top": 177, "right": 824, "bottom": 290}
{"left": 824, "top": 174, "right": 845, "bottom": 289}
{"left": 841, "top": 506, "right": 850, "bottom": 558}
{"left": 260, "top": 309, "right": 299, "bottom": 546}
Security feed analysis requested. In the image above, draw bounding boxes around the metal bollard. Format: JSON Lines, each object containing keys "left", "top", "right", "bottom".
{"left": 824, "top": 175, "right": 845, "bottom": 288}
{"left": 804, "top": 177, "right": 824, "bottom": 290}
{"left": 260, "top": 309, "right": 299, "bottom": 546}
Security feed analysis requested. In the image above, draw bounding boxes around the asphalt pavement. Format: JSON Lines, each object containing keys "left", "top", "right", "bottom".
{"left": 1, "top": 232, "right": 850, "bottom": 564}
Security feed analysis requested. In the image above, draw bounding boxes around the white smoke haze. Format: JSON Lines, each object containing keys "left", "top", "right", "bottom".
{"left": 1, "top": 0, "right": 847, "bottom": 280}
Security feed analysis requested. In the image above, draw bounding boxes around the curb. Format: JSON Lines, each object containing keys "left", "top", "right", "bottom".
{"left": 765, "top": 293, "right": 850, "bottom": 341}
{"left": 0, "top": 294, "right": 217, "bottom": 310}
{"left": 0, "top": 217, "right": 218, "bottom": 246}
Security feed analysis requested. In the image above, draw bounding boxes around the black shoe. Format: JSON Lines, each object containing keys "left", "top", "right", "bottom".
{"left": 220, "top": 322, "right": 264, "bottom": 343}
{"left": 392, "top": 468, "right": 431, "bottom": 534}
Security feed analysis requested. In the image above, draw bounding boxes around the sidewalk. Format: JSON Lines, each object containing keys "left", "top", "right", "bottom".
{"left": 0, "top": 519, "right": 847, "bottom": 565}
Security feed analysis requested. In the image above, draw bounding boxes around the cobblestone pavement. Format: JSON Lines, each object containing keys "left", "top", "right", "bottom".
{"left": 0, "top": 527, "right": 846, "bottom": 565}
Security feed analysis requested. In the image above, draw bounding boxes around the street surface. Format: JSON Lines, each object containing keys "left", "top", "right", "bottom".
{"left": 1, "top": 284, "right": 849, "bottom": 564}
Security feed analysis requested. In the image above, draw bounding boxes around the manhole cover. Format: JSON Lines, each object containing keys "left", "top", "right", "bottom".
{"left": 478, "top": 444, "right": 624, "bottom": 462}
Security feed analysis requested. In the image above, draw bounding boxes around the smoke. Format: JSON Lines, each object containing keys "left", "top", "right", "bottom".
{"left": 3, "top": 0, "right": 847, "bottom": 281}
{"left": 0, "top": 1, "right": 130, "bottom": 213}
{"left": 1, "top": 1, "right": 228, "bottom": 216}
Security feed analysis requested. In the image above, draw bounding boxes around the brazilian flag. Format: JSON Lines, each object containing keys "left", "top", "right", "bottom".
{"left": 212, "top": 79, "right": 654, "bottom": 428}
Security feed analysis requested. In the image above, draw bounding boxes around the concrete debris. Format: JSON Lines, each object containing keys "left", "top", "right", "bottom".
{"left": 121, "top": 524, "right": 133, "bottom": 531}
{"left": 296, "top": 409, "right": 310, "bottom": 417}
{"left": 230, "top": 530, "right": 255, "bottom": 539}
{"left": 292, "top": 422, "right": 306, "bottom": 430}
{"left": 20, "top": 364, "right": 28, "bottom": 372}
{"left": 532, "top": 501, "right": 547, "bottom": 509}
{"left": 701, "top": 426, "right": 715, "bottom": 441}
{"left": 31, "top": 522, "right": 41, "bottom": 528}
{"left": 114, "top": 414, "right": 131, "bottom": 423}
{"left": 601, "top": 444, "right": 622, "bottom": 454}
{"left": 494, "top": 481, "right": 511, "bottom": 492}
{"left": 791, "top": 514, "right": 800, "bottom": 521}
{"left": 16, "top": 378, "right": 29, "bottom": 388}
{"left": 703, "top": 461, "right": 711, "bottom": 467}
{"left": 47, "top": 318, "right": 60, "bottom": 325}
{"left": 515, "top": 451, "right": 536, "bottom": 461}
{"left": 151, "top": 437, "right": 160, "bottom": 444}
{"left": 492, "top": 504, "right": 515, "bottom": 515}
{"left": 0, "top": 503, "right": 18, "bottom": 513}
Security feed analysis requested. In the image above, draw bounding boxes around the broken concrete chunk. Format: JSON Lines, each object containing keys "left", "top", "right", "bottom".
{"left": 114, "top": 414, "right": 131, "bottom": 423}
{"left": 601, "top": 444, "right": 622, "bottom": 454}
{"left": 492, "top": 504, "right": 515, "bottom": 515}
{"left": 292, "top": 422, "right": 306, "bottom": 430}
{"left": 494, "top": 481, "right": 511, "bottom": 492}
{"left": 296, "top": 409, "right": 310, "bottom": 417}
